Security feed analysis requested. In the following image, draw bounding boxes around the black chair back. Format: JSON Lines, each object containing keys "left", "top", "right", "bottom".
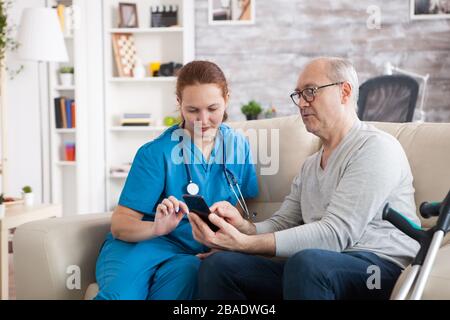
{"left": 357, "top": 75, "right": 419, "bottom": 122}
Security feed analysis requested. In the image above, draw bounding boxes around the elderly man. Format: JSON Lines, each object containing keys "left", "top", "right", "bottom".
{"left": 188, "top": 57, "right": 420, "bottom": 300}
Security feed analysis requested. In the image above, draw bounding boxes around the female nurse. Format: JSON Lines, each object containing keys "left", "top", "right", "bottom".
{"left": 94, "top": 61, "right": 259, "bottom": 300}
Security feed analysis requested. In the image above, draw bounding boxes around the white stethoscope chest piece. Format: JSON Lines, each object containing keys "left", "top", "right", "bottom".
{"left": 187, "top": 182, "right": 199, "bottom": 195}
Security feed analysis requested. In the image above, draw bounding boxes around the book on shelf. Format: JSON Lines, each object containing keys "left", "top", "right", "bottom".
{"left": 54, "top": 3, "right": 73, "bottom": 36}
{"left": 120, "top": 113, "right": 152, "bottom": 126}
{"left": 120, "top": 119, "right": 151, "bottom": 126}
{"left": 54, "top": 98, "right": 63, "bottom": 128}
{"left": 110, "top": 163, "right": 132, "bottom": 177}
{"left": 64, "top": 142, "right": 76, "bottom": 161}
{"left": 56, "top": 4, "right": 65, "bottom": 32}
{"left": 110, "top": 163, "right": 132, "bottom": 174}
{"left": 60, "top": 98, "right": 67, "bottom": 128}
{"left": 65, "top": 98, "right": 72, "bottom": 129}
{"left": 71, "top": 100, "right": 76, "bottom": 128}
{"left": 123, "top": 113, "right": 151, "bottom": 119}
{"left": 54, "top": 97, "right": 76, "bottom": 129}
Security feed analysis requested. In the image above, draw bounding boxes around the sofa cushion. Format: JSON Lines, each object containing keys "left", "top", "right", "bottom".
{"left": 370, "top": 122, "right": 450, "bottom": 228}
{"left": 229, "top": 115, "right": 320, "bottom": 221}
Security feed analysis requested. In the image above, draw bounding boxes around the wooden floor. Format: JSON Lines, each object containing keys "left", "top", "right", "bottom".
{"left": 9, "top": 253, "right": 16, "bottom": 300}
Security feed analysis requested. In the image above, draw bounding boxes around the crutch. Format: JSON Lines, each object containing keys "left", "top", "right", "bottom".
{"left": 382, "top": 188, "right": 450, "bottom": 300}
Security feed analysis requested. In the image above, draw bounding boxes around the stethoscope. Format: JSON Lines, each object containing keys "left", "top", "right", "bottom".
{"left": 180, "top": 126, "right": 252, "bottom": 220}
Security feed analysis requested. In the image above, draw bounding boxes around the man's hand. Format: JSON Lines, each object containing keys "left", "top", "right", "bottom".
{"left": 154, "top": 196, "right": 189, "bottom": 236}
{"left": 210, "top": 201, "right": 255, "bottom": 234}
{"left": 188, "top": 211, "right": 249, "bottom": 252}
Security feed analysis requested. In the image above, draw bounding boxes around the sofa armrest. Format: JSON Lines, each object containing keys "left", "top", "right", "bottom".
{"left": 13, "top": 213, "right": 111, "bottom": 300}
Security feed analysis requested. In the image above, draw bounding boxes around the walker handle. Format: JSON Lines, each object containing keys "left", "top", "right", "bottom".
{"left": 435, "top": 189, "right": 450, "bottom": 233}
{"left": 420, "top": 202, "right": 441, "bottom": 218}
{"left": 383, "top": 203, "right": 425, "bottom": 243}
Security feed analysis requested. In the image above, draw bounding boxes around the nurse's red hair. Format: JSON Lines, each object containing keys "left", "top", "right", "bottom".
{"left": 176, "top": 60, "right": 229, "bottom": 121}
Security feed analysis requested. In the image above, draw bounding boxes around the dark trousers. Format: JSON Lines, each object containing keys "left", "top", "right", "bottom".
{"left": 198, "top": 249, "right": 402, "bottom": 300}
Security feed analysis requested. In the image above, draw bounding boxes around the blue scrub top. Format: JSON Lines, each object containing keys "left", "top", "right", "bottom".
{"left": 118, "top": 123, "right": 259, "bottom": 221}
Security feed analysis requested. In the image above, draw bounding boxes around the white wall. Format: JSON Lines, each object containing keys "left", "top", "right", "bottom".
{"left": 5, "top": 0, "right": 47, "bottom": 200}
{"left": 3, "top": 0, "right": 106, "bottom": 213}
{"left": 81, "top": 0, "right": 106, "bottom": 213}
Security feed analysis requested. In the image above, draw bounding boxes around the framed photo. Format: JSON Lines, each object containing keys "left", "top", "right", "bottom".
{"left": 118, "top": 3, "right": 139, "bottom": 28}
{"left": 209, "top": 0, "right": 255, "bottom": 25}
{"left": 112, "top": 33, "right": 137, "bottom": 77}
{"left": 410, "top": 0, "right": 450, "bottom": 20}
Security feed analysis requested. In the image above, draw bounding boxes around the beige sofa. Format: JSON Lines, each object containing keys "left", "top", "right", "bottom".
{"left": 13, "top": 115, "right": 450, "bottom": 299}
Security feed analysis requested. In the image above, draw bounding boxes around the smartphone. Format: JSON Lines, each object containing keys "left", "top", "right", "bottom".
{"left": 182, "top": 194, "right": 219, "bottom": 232}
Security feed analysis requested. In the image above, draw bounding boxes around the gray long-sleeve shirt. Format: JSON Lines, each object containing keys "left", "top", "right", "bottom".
{"left": 255, "top": 120, "right": 420, "bottom": 268}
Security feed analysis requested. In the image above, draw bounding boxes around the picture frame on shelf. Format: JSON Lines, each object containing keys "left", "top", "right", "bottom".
{"left": 118, "top": 2, "right": 139, "bottom": 27}
{"left": 209, "top": 0, "right": 255, "bottom": 25}
{"left": 410, "top": 0, "right": 450, "bottom": 20}
{"left": 111, "top": 33, "right": 137, "bottom": 77}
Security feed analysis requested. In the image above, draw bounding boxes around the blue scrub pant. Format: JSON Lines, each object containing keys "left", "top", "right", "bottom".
{"left": 198, "top": 249, "right": 402, "bottom": 300}
{"left": 95, "top": 220, "right": 206, "bottom": 300}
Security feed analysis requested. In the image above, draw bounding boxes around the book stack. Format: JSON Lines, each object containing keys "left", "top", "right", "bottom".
{"left": 110, "top": 163, "right": 132, "bottom": 178}
{"left": 120, "top": 113, "right": 152, "bottom": 126}
{"left": 54, "top": 97, "right": 76, "bottom": 128}
{"left": 65, "top": 143, "right": 76, "bottom": 161}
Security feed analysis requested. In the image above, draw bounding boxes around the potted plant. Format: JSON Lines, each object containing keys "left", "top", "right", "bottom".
{"left": 241, "top": 100, "right": 262, "bottom": 121}
{"left": 0, "top": 193, "right": 5, "bottom": 219}
{"left": 59, "top": 66, "right": 74, "bottom": 86}
{"left": 22, "top": 185, "right": 34, "bottom": 207}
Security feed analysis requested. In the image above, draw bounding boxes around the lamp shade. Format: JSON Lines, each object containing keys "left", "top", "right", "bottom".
{"left": 17, "top": 8, "right": 68, "bottom": 62}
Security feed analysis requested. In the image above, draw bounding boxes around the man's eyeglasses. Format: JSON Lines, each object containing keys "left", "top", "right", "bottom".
{"left": 290, "top": 82, "right": 344, "bottom": 106}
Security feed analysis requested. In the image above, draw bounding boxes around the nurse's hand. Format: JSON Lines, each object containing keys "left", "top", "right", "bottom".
{"left": 210, "top": 201, "right": 247, "bottom": 232}
{"left": 154, "top": 196, "right": 189, "bottom": 236}
{"left": 196, "top": 248, "right": 222, "bottom": 260}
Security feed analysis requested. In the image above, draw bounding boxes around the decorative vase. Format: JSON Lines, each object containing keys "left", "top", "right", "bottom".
{"left": 265, "top": 112, "right": 277, "bottom": 119}
{"left": 245, "top": 114, "right": 258, "bottom": 121}
{"left": 133, "top": 63, "right": 146, "bottom": 79}
{"left": 0, "top": 204, "right": 5, "bottom": 219}
{"left": 133, "top": 57, "right": 146, "bottom": 79}
{"left": 24, "top": 193, "right": 34, "bottom": 207}
{"left": 60, "top": 73, "right": 73, "bottom": 86}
